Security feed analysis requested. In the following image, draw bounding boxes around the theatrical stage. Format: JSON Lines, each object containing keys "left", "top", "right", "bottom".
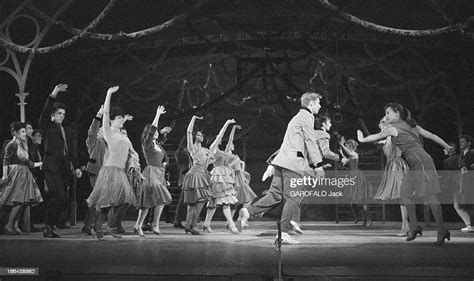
{"left": 1, "top": 221, "right": 473, "bottom": 281}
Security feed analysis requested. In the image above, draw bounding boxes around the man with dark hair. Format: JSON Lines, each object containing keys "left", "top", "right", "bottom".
{"left": 459, "top": 135, "right": 474, "bottom": 232}
{"left": 39, "top": 83, "right": 82, "bottom": 238}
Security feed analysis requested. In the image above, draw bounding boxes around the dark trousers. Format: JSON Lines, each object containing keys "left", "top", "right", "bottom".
{"left": 44, "top": 169, "right": 70, "bottom": 228}
{"left": 247, "top": 167, "right": 304, "bottom": 233}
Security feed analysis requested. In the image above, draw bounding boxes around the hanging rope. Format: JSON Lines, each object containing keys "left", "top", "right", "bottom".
{"left": 317, "top": 0, "right": 468, "bottom": 37}
{"left": 0, "top": 0, "right": 118, "bottom": 54}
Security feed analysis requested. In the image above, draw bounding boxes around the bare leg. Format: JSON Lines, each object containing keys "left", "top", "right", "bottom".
{"left": 152, "top": 205, "right": 164, "bottom": 233}
{"left": 6, "top": 205, "right": 22, "bottom": 232}
{"left": 203, "top": 207, "right": 216, "bottom": 229}
{"left": 400, "top": 205, "right": 409, "bottom": 233}
{"left": 425, "top": 194, "right": 445, "bottom": 234}
{"left": 222, "top": 205, "right": 237, "bottom": 233}
{"left": 454, "top": 195, "right": 471, "bottom": 227}
{"left": 193, "top": 202, "right": 206, "bottom": 229}
{"left": 135, "top": 208, "right": 149, "bottom": 230}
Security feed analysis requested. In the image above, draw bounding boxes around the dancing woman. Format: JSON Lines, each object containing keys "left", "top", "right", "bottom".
{"left": 357, "top": 103, "right": 452, "bottom": 245}
{"left": 373, "top": 118, "right": 410, "bottom": 236}
{"left": 182, "top": 116, "right": 215, "bottom": 235}
{"left": 133, "top": 106, "right": 172, "bottom": 236}
{"left": 201, "top": 119, "right": 240, "bottom": 234}
{"left": 1, "top": 122, "right": 43, "bottom": 235}
{"left": 86, "top": 86, "right": 136, "bottom": 240}
{"left": 225, "top": 125, "right": 257, "bottom": 220}
{"left": 339, "top": 138, "right": 373, "bottom": 226}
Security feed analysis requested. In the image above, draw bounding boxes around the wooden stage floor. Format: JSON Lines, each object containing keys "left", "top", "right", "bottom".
{"left": 0, "top": 221, "right": 473, "bottom": 281}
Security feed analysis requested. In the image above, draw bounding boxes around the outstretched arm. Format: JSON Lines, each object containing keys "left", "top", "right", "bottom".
{"left": 357, "top": 127, "right": 396, "bottom": 143}
{"left": 187, "top": 115, "right": 202, "bottom": 154}
{"left": 416, "top": 125, "right": 452, "bottom": 150}
{"left": 102, "top": 86, "right": 119, "bottom": 134}
{"left": 210, "top": 119, "right": 235, "bottom": 154}
{"left": 225, "top": 125, "right": 241, "bottom": 153}
{"left": 39, "top": 84, "right": 67, "bottom": 130}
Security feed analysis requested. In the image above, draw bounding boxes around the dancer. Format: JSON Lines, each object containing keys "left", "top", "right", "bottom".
{"left": 357, "top": 103, "right": 452, "bottom": 245}
{"left": 1, "top": 121, "right": 43, "bottom": 235}
{"left": 182, "top": 115, "right": 215, "bottom": 235}
{"left": 172, "top": 136, "right": 192, "bottom": 229}
{"left": 86, "top": 86, "right": 136, "bottom": 240}
{"left": 133, "top": 106, "right": 172, "bottom": 237}
{"left": 339, "top": 138, "right": 373, "bottom": 226}
{"left": 201, "top": 119, "right": 239, "bottom": 234}
{"left": 458, "top": 135, "right": 474, "bottom": 232}
{"left": 226, "top": 125, "right": 257, "bottom": 222}
{"left": 39, "top": 84, "right": 82, "bottom": 238}
{"left": 237, "top": 92, "right": 324, "bottom": 244}
{"left": 373, "top": 117, "right": 409, "bottom": 236}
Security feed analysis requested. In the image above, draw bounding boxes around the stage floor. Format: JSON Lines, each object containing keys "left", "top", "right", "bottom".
{"left": 1, "top": 221, "right": 474, "bottom": 281}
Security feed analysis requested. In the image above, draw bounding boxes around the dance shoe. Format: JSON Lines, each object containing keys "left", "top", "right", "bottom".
{"left": 434, "top": 230, "right": 450, "bottom": 246}
{"left": 290, "top": 220, "right": 303, "bottom": 235}
{"left": 461, "top": 226, "right": 474, "bottom": 232}
{"left": 184, "top": 226, "right": 200, "bottom": 235}
{"left": 406, "top": 226, "right": 423, "bottom": 241}
{"left": 43, "top": 226, "right": 60, "bottom": 238}
{"left": 201, "top": 224, "right": 213, "bottom": 233}
{"left": 236, "top": 208, "right": 250, "bottom": 232}
{"left": 277, "top": 232, "right": 300, "bottom": 245}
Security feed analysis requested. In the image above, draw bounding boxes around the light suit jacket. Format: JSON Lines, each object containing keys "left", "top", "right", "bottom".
{"left": 272, "top": 108, "right": 322, "bottom": 176}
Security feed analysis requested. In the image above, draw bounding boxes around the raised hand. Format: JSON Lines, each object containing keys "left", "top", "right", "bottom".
{"left": 160, "top": 126, "right": 172, "bottom": 134}
{"left": 51, "top": 83, "right": 68, "bottom": 98}
{"left": 107, "top": 86, "right": 119, "bottom": 95}
{"left": 357, "top": 130, "right": 364, "bottom": 142}
{"left": 234, "top": 125, "right": 242, "bottom": 130}
{"left": 226, "top": 119, "right": 236, "bottom": 125}
{"left": 193, "top": 115, "right": 203, "bottom": 120}
{"left": 156, "top": 105, "right": 166, "bottom": 115}
{"left": 124, "top": 114, "right": 133, "bottom": 122}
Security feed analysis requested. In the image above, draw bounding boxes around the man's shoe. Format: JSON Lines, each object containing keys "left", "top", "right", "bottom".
{"left": 461, "top": 226, "right": 474, "bottom": 232}
{"left": 142, "top": 223, "right": 153, "bottom": 232}
{"left": 276, "top": 232, "right": 300, "bottom": 245}
{"left": 43, "top": 226, "right": 60, "bottom": 238}
{"left": 236, "top": 208, "right": 250, "bottom": 232}
{"left": 290, "top": 220, "right": 303, "bottom": 235}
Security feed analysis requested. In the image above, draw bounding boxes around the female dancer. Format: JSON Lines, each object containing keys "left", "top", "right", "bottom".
{"left": 339, "top": 138, "right": 373, "bottom": 226}
{"left": 225, "top": 125, "right": 257, "bottom": 225}
{"left": 182, "top": 115, "right": 215, "bottom": 235}
{"left": 201, "top": 119, "right": 239, "bottom": 234}
{"left": 86, "top": 86, "right": 136, "bottom": 240}
{"left": 357, "top": 103, "right": 452, "bottom": 245}
{"left": 133, "top": 106, "right": 172, "bottom": 236}
{"left": 1, "top": 121, "right": 43, "bottom": 235}
{"left": 373, "top": 117, "right": 410, "bottom": 236}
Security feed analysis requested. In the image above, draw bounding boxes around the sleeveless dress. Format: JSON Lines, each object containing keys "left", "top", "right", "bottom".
{"left": 391, "top": 122, "right": 440, "bottom": 197}
{"left": 87, "top": 131, "right": 137, "bottom": 210}
{"left": 209, "top": 150, "right": 238, "bottom": 206}
{"left": 183, "top": 147, "right": 214, "bottom": 204}
{"left": 136, "top": 125, "right": 172, "bottom": 208}
{"left": 0, "top": 141, "right": 43, "bottom": 206}
{"left": 228, "top": 153, "right": 256, "bottom": 204}
{"left": 374, "top": 138, "right": 409, "bottom": 200}
{"left": 348, "top": 158, "right": 373, "bottom": 203}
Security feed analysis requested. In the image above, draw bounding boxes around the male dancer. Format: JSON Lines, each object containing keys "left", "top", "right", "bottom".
{"left": 39, "top": 84, "right": 82, "bottom": 238}
{"left": 459, "top": 135, "right": 474, "bottom": 232}
{"left": 237, "top": 92, "right": 324, "bottom": 244}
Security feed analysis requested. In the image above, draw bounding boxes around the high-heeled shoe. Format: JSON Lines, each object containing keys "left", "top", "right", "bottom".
{"left": 434, "top": 230, "right": 450, "bottom": 246}
{"left": 406, "top": 226, "right": 423, "bottom": 241}
{"left": 174, "top": 222, "right": 185, "bottom": 229}
{"left": 14, "top": 226, "right": 25, "bottom": 235}
{"left": 43, "top": 226, "right": 60, "bottom": 238}
{"left": 397, "top": 229, "right": 409, "bottom": 237}
{"left": 133, "top": 227, "right": 145, "bottom": 237}
{"left": 152, "top": 226, "right": 161, "bottom": 235}
{"left": 229, "top": 226, "right": 239, "bottom": 234}
{"left": 202, "top": 224, "right": 213, "bottom": 233}
{"left": 184, "top": 226, "right": 200, "bottom": 235}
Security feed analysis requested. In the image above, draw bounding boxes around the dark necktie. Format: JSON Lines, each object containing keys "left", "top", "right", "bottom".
{"left": 60, "top": 125, "right": 68, "bottom": 155}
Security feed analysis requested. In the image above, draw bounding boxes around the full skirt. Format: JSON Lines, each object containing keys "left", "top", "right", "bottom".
{"left": 0, "top": 165, "right": 43, "bottom": 206}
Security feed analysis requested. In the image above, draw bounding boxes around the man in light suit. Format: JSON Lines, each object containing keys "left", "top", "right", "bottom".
{"left": 237, "top": 92, "right": 324, "bottom": 244}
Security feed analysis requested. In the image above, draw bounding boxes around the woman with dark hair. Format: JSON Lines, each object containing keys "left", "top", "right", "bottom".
{"left": 182, "top": 115, "right": 215, "bottom": 235}
{"left": 225, "top": 125, "right": 256, "bottom": 224}
{"left": 1, "top": 121, "right": 43, "bottom": 235}
{"left": 86, "top": 86, "right": 137, "bottom": 240}
{"left": 201, "top": 119, "right": 239, "bottom": 234}
{"left": 133, "top": 106, "right": 172, "bottom": 237}
{"left": 357, "top": 103, "right": 453, "bottom": 245}
{"left": 373, "top": 117, "right": 410, "bottom": 236}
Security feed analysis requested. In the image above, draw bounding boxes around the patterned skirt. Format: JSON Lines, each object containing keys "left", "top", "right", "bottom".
{"left": 135, "top": 166, "right": 172, "bottom": 208}
{"left": 87, "top": 166, "right": 136, "bottom": 211}
{"left": 233, "top": 170, "right": 256, "bottom": 204}
{"left": 374, "top": 158, "right": 409, "bottom": 201}
{"left": 183, "top": 165, "right": 212, "bottom": 204}
{"left": 208, "top": 166, "right": 238, "bottom": 207}
{"left": 0, "top": 165, "right": 42, "bottom": 206}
